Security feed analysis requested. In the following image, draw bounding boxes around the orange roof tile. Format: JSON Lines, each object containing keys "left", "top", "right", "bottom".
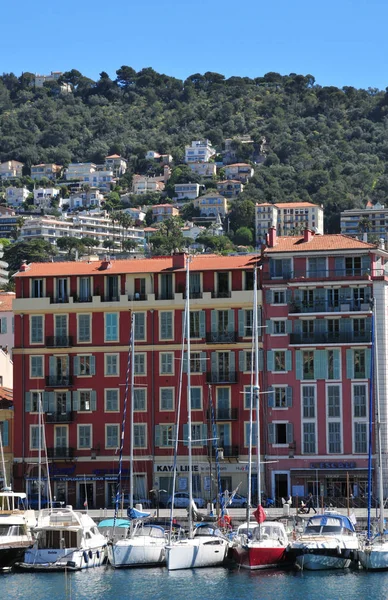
{"left": 275, "top": 202, "right": 320, "bottom": 208}
{"left": 0, "top": 387, "right": 13, "bottom": 403}
{"left": 15, "top": 254, "right": 259, "bottom": 278}
{"left": 226, "top": 163, "right": 252, "bottom": 167}
{"left": 0, "top": 293, "right": 15, "bottom": 312}
{"left": 105, "top": 154, "right": 123, "bottom": 159}
{"left": 265, "top": 234, "right": 377, "bottom": 254}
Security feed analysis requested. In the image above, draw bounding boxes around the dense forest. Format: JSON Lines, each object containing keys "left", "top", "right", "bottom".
{"left": 1, "top": 67, "right": 388, "bottom": 232}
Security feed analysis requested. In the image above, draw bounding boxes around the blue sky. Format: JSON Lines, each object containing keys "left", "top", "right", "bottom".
{"left": 1, "top": 0, "right": 387, "bottom": 90}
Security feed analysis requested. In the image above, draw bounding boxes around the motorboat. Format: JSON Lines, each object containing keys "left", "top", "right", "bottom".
{"left": 288, "top": 511, "right": 359, "bottom": 570}
{"left": 232, "top": 519, "right": 289, "bottom": 569}
{"left": 108, "top": 511, "right": 166, "bottom": 568}
{"left": 166, "top": 523, "right": 229, "bottom": 571}
{"left": 0, "top": 490, "right": 35, "bottom": 570}
{"left": 17, "top": 506, "right": 107, "bottom": 571}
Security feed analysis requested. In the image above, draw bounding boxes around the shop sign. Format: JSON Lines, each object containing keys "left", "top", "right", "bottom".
{"left": 310, "top": 462, "right": 356, "bottom": 469}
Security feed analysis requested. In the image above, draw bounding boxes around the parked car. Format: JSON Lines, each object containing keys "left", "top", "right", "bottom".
{"left": 166, "top": 492, "right": 206, "bottom": 509}
{"left": 213, "top": 493, "right": 248, "bottom": 508}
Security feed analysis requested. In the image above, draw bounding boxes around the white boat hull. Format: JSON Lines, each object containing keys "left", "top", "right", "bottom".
{"left": 21, "top": 544, "right": 106, "bottom": 571}
{"left": 358, "top": 544, "right": 388, "bottom": 571}
{"left": 108, "top": 537, "right": 165, "bottom": 568}
{"left": 166, "top": 538, "right": 228, "bottom": 571}
{"left": 295, "top": 552, "right": 351, "bottom": 571}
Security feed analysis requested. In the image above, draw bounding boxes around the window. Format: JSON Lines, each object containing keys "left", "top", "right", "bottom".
{"left": 105, "top": 354, "right": 119, "bottom": 376}
{"left": 30, "top": 315, "right": 43, "bottom": 344}
{"left": 245, "top": 271, "right": 254, "bottom": 291}
{"left": 353, "top": 318, "right": 366, "bottom": 337}
{"left": 328, "top": 349, "right": 338, "bottom": 379}
{"left": 302, "top": 350, "right": 314, "bottom": 380}
{"left": 156, "top": 424, "right": 175, "bottom": 447}
{"left": 273, "top": 290, "right": 286, "bottom": 304}
{"left": 106, "top": 425, "right": 119, "bottom": 449}
{"left": 268, "top": 422, "right": 292, "bottom": 445}
{"left": 105, "top": 313, "right": 119, "bottom": 342}
{"left": 29, "top": 391, "right": 42, "bottom": 413}
{"left": 134, "top": 389, "right": 146, "bottom": 411}
{"left": 134, "top": 424, "right": 146, "bottom": 448}
{"left": 302, "top": 320, "right": 314, "bottom": 336}
{"left": 79, "top": 276, "right": 91, "bottom": 301}
{"left": 134, "top": 353, "right": 146, "bottom": 375}
{"left": 245, "top": 421, "right": 258, "bottom": 447}
{"left": 78, "top": 355, "right": 92, "bottom": 376}
{"left": 270, "top": 258, "right": 292, "bottom": 278}
{"left": 274, "top": 387, "right": 287, "bottom": 408}
{"left": 244, "top": 310, "right": 253, "bottom": 336}
{"left": 78, "top": 425, "right": 92, "bottom": 449}
{"left": 354, "top": 422, "right": 367, "bottom": 453}
{"left": 30, "top": 425, "right": 44, "bottom": 449}
{"left": 30, "top": 356, "right": 43, "bottom": 378}
{"left": 160, "top": 312, "right": 173, "bottom": 340}
{"left": 78, "top": 314, "right": 91, "bottom": 343}
{"left": 134, "top": 313, "right": 145, "bottom": 341}
{"left": 31, "top": 278, "right": 44, "bottom": 298}
{"left": 354, "top": 384, "right": 367, "bottom": 418}
{"left": 160, "top": 388, "right": 174, "bottom": 411}
{"left": 273, "top": 320, "right": 286, "bottom": 334}
{"left": 328, "top": 422, "right": 341, "bottom": 454}
{"left": 105, "top": 389, "right": 119, "bottom": 412}
{"left": 274, "top": 351, "right": 286, "bottom": 372}
{"left": 327, "top": 386, "right": 341, "bottom": 418}
{"left": 302, "top": 386, "right": 315, "bottom": 419}
{"left": 190, "top": 387, "right": 202, "bottom": 410}
{"left": 354, "top": 350, "right": 366, "bottom": 378}
{"left": 303, "top": 422, "right": 316, "bottom": 454}
{"left": 190, "top": 352, "right": 202, "bottom": 373}
{"left": 345, "top": 256, "right": 361, "bottom": 276}
{"left": 55, "top": 314, "right": 68, "bottom": 340}
{"left": 160, "top": 353, "right": 174, "bottom": 375}
{"left": 0, "top": 317, "right": 7, "bottom": 334}
{"left": 191, "top": 424, "right": 204, "bottom": 446}
{"left": 80, "top": 391, "right": 92, "bottom": 411}
{"left": 55, "top": 392, "right": 67, "bottom": 414}
{"left": 190, "top": 311, "right": 200, "bottom": 338}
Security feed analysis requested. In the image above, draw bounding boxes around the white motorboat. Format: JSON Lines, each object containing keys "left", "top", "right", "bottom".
{"left": 289, "top": 512, "right": 359, "bottom": 570}
{"left": 108, "top": 517, "right": 166, "bottom": 568}
{"left": 18, "top": 506, "right": 107, "bottom": 571}
{"left": 0, "top": 490, "right": 35, "bottom": 570}
{"left": 166, "top": 523, "right": 229, "bottom": 571}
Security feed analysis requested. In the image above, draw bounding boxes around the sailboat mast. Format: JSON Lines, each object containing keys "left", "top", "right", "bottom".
{"left": 373, "top": 300, "right": 385, "bottom": 535}
{"left": 129, "top": 313, "right": 135, "bottom": 510}
{"left": 254, "top": 267, "right": 261, "bottom": 507}
{"left": 246, "top": 269, "right": 255, "bottom": 527}
{"left": 186, "top": 256, "right": 193, "bottom": 538}
{"left": 0, "top": 429, "right": 7, "bottom": 490}
{"left": 38, "top": 393, "right": 42, "bottom": 512}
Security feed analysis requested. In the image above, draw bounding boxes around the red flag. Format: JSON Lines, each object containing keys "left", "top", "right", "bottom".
{"left": 253, "top": 505, "right": 266, "bottom": 524}
{"left": 84, "top": 500, "right": 88, "bottom": 507}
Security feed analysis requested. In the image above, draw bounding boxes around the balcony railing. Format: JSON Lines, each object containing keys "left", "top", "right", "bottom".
{"left": 128, "top": 294, "right": 147, "bottom": 301}
{"left": 183, "top": 291, "right": 203, "bottom": 299}
{"left": 45, "top": 411, "right": 74, "bottom": 423}
{"left": 156, "top": 293, "right": 174, "bottom": 300}
{"left": 46, "top": 376, "right": 73, "bottom": 387}
{"left": 50, "top": 296, "right": 69, "bottom": 304}
{"left": 206, "top": 331, "right": 237, "bottom": 344}
{"left": 264, "top": 268, "right": 380, "bottom": 281}
{"left": 46, "top": 336, "right": 73, "bottom": 348}
{"left": 47, "top": 447, "right": 74, "bottom": 459}
{"left": 290, "top": 301, "right": 372, "bottom": 314}
{"left": 290, "top": 332, "right": 372, "bottom": 345}
{"left": 208, "top": 408, "right": 239, "bottom": 421}
{"left": 211, "top": 290, "right": 231, "bottom": 299}
{"left": 210, "top": 445, "right": 240, "bottom": 458}
{"left": 206, "top": 371, "right": 238, "bottom": 384}
{"left": 102, "top": 295, "right": 120, "bottom": 302}
{"left": 73, "top": 294, "right": 92, "bottom": 303}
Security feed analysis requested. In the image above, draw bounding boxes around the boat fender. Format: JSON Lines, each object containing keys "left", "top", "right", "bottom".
{"left": 337, "top": 545, "right": 341, "bottom": 555}
{"left": 96, "top": 550, "right": 100, "bottom": 559}
{"left": 89, "top": 550, "right": 93, "bottom": 559}
{"left": 217, "top": 514, "right": 231, "bottom": 529}
{"left": 83, "top": 551, "right": 89, "bottom": 563}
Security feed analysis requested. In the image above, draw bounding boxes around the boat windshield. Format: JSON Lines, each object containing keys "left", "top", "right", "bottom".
{"left": 305, "top": 516, "right": 344, "bottom": 535}
{"left": 0, "top": 524, "right": 24, "bottom": 536}
{"left": 133, "top": 525, "right": 165, "bottom": 539}
{"left": 252, "top": 525, "right": 286, "bottom": 542}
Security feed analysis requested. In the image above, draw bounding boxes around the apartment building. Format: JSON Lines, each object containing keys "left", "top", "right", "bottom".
{"left": 340, "top": 202, "right": 388, "bottom": 241}
{"left": 151, "top": 204, "right": 179, "bottom": 223}
{"left": 0, "top": 161, "right": 24, "bottom": 180}
{"left": 12, "top": 253, "right": 260, "bottom": 508}
{"left": 104, "top": 155, "right": 127, "bottom": 178}
{"left": 188, "top": 163, "right": 217, "bottom": 179}
{"left": 174, "top": 183, "right": 201, "bottom": 201}
{"left": 193, "top": 192, "right": 228, "bottom": 219}
{"left": 31, "top": 164, "right": 62, "bottom": 181}
{"left": 256, "top": 202, "right": 324, "bottom": 245}
{"left": 185, "top": 140, "right": 216, "bottom": 164}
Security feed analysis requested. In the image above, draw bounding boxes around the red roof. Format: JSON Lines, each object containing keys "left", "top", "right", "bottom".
{"left": 0, "top": 293, "right": 15, "bottom": 312}
{"left": 15, "top": 254, "right": 259, "bottom": 278}
{"left": 275, "top": 202, "right": 320, "bottom": 209}
{"left": 0, "top": 387, "right": 12, "bottom": 403}
{"left": 265, "top": 234, "right": 377, "bottom": 254}
{"left": 105, "top": 154, "right": 124, "bottom": 159}
{"left": 226, "top": 163, "right": 252, "bottom": 168}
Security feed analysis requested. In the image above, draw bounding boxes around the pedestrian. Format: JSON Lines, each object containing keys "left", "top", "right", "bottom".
{"left": 306, "top": 492, "right": 317, "bottom": 514}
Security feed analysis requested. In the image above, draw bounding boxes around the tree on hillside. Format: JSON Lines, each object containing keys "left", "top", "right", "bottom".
{"left": 228, "top": 199, "right": 255, "bottom": 233}
{"left": 4, "top": 239, "right": 57, "bottom": 272}
{"left": 56, "top": 237, "right": 85, "bottom": 257}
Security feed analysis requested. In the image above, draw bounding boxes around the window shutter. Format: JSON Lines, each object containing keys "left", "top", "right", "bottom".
{"left": 183, "top": 424, "right": 189, "bottom": 446}
{"left": 227, "top": 309, "right": 235, "bottom": 333}
{"left": 258, "top": 349, "right": 264, "bottom": 371}
{"left": 211, "top": 352, "right": 217, "bottom": 373}
{"left": 239, "top": 351, "right": 245, "bottom": 372}
{"left": 257, "top": 307, "right": 262, "bottom": 333}
{"left": 335, "top": 257, "right": 344, "bottom": 276}
{"left": 25, "top": 392, "right": 32, "bottom": 412}
{"left": 366, "top": 349, "right": 371, "bottom": 378}
{"left": 73, "top": 356, "right": 80, "bottom": 376}
{"left": 285, "top": 351, "right": 292, "bottom": 372}
{"left": 268, "top": 423, "right": 275, "bottom": 445}
{"left": 285, "top": 320, "right": 293, "bottom": 334}
{"left": 2, "top": 420, "right": 8, "bottom": 446}
{"left": 201, "top": 424, "right": 208, "bottom": 445}
{"left": 238, "top": 310, "right": 245, "bottom": 337}
{"left": 361, "top": 255, "right": 370, "bottom": 274}
{"left": 73, "top": 391, "right": 80, "bottom": 411}
{"left": 296, "top": 350, "right": 302, "bottom": 380}
{"left": 42, "top": 392, "right": 49, "bottom": 412}
{"left": 333, "top": 349, "right": 341, "bottom": 380}
{"left": 65, "top": 391, "right": 71, "bottom": 412}
{"left": 314, "top": 350, "right": 327, "bottom": 380}
{"left": 268, "top": 387, "right": 274, "bottom": 408}
{"left": 49, "top": 356, "right": 56, "bottom": 376}
{"left": 266, "top": 320, "right": 273, "bottom": 334}
{"left": 286, "top": 387, "right": 293, "bottom": 407}
{"left": 286, "top": 289, "right": 292, "bottom": 303}
{"left": 267, "top": 351, "right": 274, "bottom": 372}
{"left": 91, "top": 391, "right": 97, "bottom": 411}
{"left": 161, "top": 313, "right": 167, "bottom": 339}
{"left": 182, "top": 352, "right": 188, "bottom": 373}
{"left": 294, "top": 320, "right": 302, "bottom": 333}
{"left": 211, "top": 310, "right": 217, "bottom": 333}
{"left": 265, "top": 290, "right": 273, "bottom": 304}
{"left": 199, "top": 311, "right": 206, "bottom": 338}
{"left": 1, "top": 317, "right": 7, "bottom": 334}
{"left": 155, "top": 425, "right": 161, "bottom": 447}
{"left": 48, "top": 392, "right": 55, "bottom": 413}
{"left": 200, "top": 352, "right": 207, "bottom": 373}
{"left": 346, "top": 349, "right": 354, "bottom": 379}
{"left": 90, "top": 356, "right": 96, "bottom": 375}
{"left": 286, "top": 423, "right": 294, "bottom": 444}
{"left": 340, "top": 318, "right": 352, "bottom": 334}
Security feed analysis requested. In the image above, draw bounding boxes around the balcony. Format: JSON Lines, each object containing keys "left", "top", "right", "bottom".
{"left": 208, "top": 408, "right": 239, "bottom": 421}
{"left": 183, "top": 291, "right": 203, "bottom": 299}
{"left": 50, "top": 296, "right": 69, "bottom": 304}
{"left": 45, "top": 411, "right": 74, "bottom": 423}
{"left": 128, "top": 294, "right": 147, "bottom": 301}
{"left": 46, "top": 376, "right": 73, "bottom": 387}
{"left": 289, "top": 332, "right": 372, "bottom": 345}
{"left": 73, "top": 294, "right": 92, "bottom": 303}
{"left": 206, "top": 371, "right": 238, "bottom": 384}
{"left": 47, "top": 447, "right": 74, "bottom": 460}
{"left": 156, "top": 293, "right": 174, "bottom": 300}
{"left": 101, "top": 295, "right": 120, "bottom": 302}
{"left": 290, "top": 301, "right": 372, "bottom": 314}
{"left": 46, "top": 336, "right": 73, "bottom": 348}
{"left": 264, "top": 268, "right": 378, "bottom": 282}
{"left": 206, "top": 331, "right": 237, "bottom": 344}
{"left": 210, "top": 445, "right": 240, "bottom": 458}
{"left": 211, "top": 290, "right": 231, "bottom": 299}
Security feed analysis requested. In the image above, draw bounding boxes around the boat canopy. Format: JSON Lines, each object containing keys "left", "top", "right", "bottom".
{"left": 127, "top": 507, "right": 151, "bottom": 520}
{"left": 98, "top": 518, "right": 130, "bottom": 528}
{"left": 305, "top": 513, "right": 356, "bottom": 534}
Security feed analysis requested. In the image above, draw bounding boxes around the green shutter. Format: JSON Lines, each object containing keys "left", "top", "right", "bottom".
{"left": 25, "top": 392, "right": 32, "bottom": 412}
{"left": 268, "top": 387, "right": 274, "bottom": 408}
{"left": 91, "top": 391, "right": 97, "bottom": 411}
{"left": 66, "top": 391, "right": 72, "bottom": 412}
{"left": 2, "top": 420, "right": 8, "bottom": 446}
{"left": 42, "top": 392, "right": 49, "bottom": 412}
{"left": 182, "top": 352, "right": 188, "bottom": 373}
{"left": 200, "top": 352, "right": 207, "bottom": 373}
{"left": 183, "top": 424, "right": 189, "bottom": 446}
{"left": 238, "top": 310, "right": 245, "bottom": 336}
{"left": 265, "top": 290, "right": 273, "bottom": 304}
{"left": 286, "top": 423, "right": 293, "bottom": 444}
{"left": 361, "top": 255, "right": 370, "bottom": 274}
{"left": 258, "top": 349, "right": 264, "bottom": 371}
{"left": 73, "top": 356, "right": 80, "bottom": 376}
{"left": 266, "top": 320, "right": 273, "bottom": 334}
{"left": 296, "top": 350, "right": 302, "bottom": 380}
{"left": 239, "top": 351, "right": 245, "bottom": 372}
{"left": 199, "top": 311, "right": 206, "bottom": 338}
{"left": 73, "top": 391, "right": 80, "bottom": 411}
{"left": 49, "top": 356, "right": 55, "bottom": 376}
{"left": 201, "top": 424, "right": 208, "bottom": 446}
{"left": 1, "top": 318, "right": 7, "bottom": 334}
{"left": 229, "top": 352, "right": 235, "bottom": 375}
{"left": 211, "top": 310, "right": 217, "bottom": 333}
{"left": 294, "top": 320, "right": 302, "bottom": 333}
{"left": 346, "top": 349, "right": 354, "bottom": 379}
{"left": 285, "top": 320, "right": 292, "bottom": 334}
{"left": 333, "top": 349, "right": 341, "bottom": 380}
{"left": 314, "top": 350, "right": 327, "bottom": 380}
{"left": 340, "top": 318, "right": 352, "bottom": 334}
{"left": 90, "top": 356, "right": 96, "bottom": 375}
{"left": 286, "top": 387, "right": 293, "bottom": 407}
{"left": 285, "top": 351, "right": 292, "bottom": 372}
{"left": 48, "top": 392, "right": 55, "bottom": 413}
{"left": 227, "top": 310, "right": 235, "bottom": 333}
{"left": 267, "top": 351, "right": 274, "bottom": 371}
{"left": 155, "top": 425, "right": 161, "bottom": 447}
{"left": 268, "top": 423, "right": 275, "bottom": 445}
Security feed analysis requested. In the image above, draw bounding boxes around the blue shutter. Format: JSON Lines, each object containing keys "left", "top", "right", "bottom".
{"left": 333, "top": 349, "right": 341, "bottom": 380}
{"left": 238, "top": 310, "right": 245, "bottom": 337}
{"left": 211, "top": 310, "right": 217, "bottom": 334}
{"left": 25, "top": 392, "right": 32, "bottom": 412}
{"left": 268, "top": 423, "right": 275, "bottom": 445}
{"left": 49, "top": 357, "right": 55, "bottom": 376}
{"left": 286, "top": 423, "right": 294, "bottom": 444}
{"left": 346, "top": 350, "right": 354, "bottom": 379}
{"left": 268, "top": 387, "right": 274, "bottom": 408}
{"left": 267, "top": 351, "right": 274, "bottom": 371}
{"left": 201, "top": 424, "right": 208, "bottom": 446}
{"left": 285, "top": 351, "right": 292, "bottom": 372}
{"left": 294, "top": 320, "right": 302, "bottom": 333}
{"left": 91, "top": 391, "right": 97, "bottom": 411}
{"left": 199, "top": 311, "right": 206, "bottom": 338}
{"left": 1, "top": 318, "right": 7, "bottom": 334}
{"left": 296, "top": 350, "right": 302, "bottom": 380}
{"left": 266, "top": 320, "right": 273, "bottom": 334}
{"left": 362, "top": 255, "right": 370, "bottom": 274}
{"left": 286, "top": 289, "right": 292, "bottom": 303}
{"left": 227, "top": 310, "right": 235, "bottom": 333}
{"left": 73, "top": 356, "right": 80, "bottom": 376}
{"left": 182, "top": 352, "right": 188, "bottom": 373}
{"left": 285, "top": 320, "right": 292, "bottom": 334}
{"left": 183, "top": 424, "right": 189, "bottom": 446}
{"left": 229, "top": 352, "right": 235, "bottom": 376}
{"left": 42, "top": 392, "right": 49, "bottom": 412}
{"left": 200, "top": 352, "right": 207, "bottom": 373}
{"left": 314, "top": 350, "right": 327, "bottom": 380}
{"left": 66, "top": 391, "right": 72, "bottom": 412}
{"left": 73, "top": 391, "right": 80, "bottom": 411}
{"left": 286, "top": 387, "right": 293, "bottom": 407}
{"left": 90, "top": 356, "right": 96, "bottom": 375}
{"left": 211, "top": 352, "right": 217, "bottom": 373}
{"left": 48, "top": 392, "right": 55, "bottom": 413}
{"left": 258, "top": 349, "right": 264, "bottom": 371}
{"left": 257, "top": 307, "right": 262, "bottom": 333}
{"left": 265, "top": 290, "right": 273, "bottom": 304}
{"left": 2, "top": 420, "right": 8, "bottom": 446}
{"left": 239, "top": 351, "right": 245, "bottom": 372}
{"left": 340, "top": 318, "right": 352, "bottom": 334}
{"left": 155, "top": 425, "right": 161, "bottom": 447}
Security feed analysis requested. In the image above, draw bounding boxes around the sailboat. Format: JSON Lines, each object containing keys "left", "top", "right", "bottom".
{"left": 165, "top": 256, "right": 229, "bottom": 571}
{"left": 232, "top": 266, "right": 289, "bottom": 569}
{"left": 107, "top": 313, "right": 166, "bottom": 568}
{"left": 358, "top": 298, "right": 388, "bottom": 570}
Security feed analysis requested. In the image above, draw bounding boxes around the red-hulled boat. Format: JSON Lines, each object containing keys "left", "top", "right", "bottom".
{"left": 232, "top": 517, "right": 289, "bottom": 570}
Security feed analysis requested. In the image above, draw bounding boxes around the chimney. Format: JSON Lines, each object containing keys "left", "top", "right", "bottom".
{"left": 379, "top": 238, "right": 385, "bottom": 250}
{"left": 19, "top": 260, "right": 29, "bottom": 272}
{"left": 172, "top": 252, "right": 186, "bottom": 269}
{"left": 267, "top": 226, "right": 277, "bottom": 248}
{"left": 100, "top": 255, "right": 111, "bottom": 270}
{"left": 303, "top": 228, "right": 313, "bottom": 243}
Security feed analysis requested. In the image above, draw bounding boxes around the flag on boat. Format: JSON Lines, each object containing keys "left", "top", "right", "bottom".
{"left": 349, "top": 511, "right": 357, "bottom": 526}
{"left": 84, "top": 500, "right": 88, "bottom": 507}
{"left": 253, "top": 504, "right": 266, "bottom": 524}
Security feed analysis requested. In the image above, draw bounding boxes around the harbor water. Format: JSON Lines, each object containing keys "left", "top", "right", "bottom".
{"left": 3, "top": 566, "right": 388, "bottom": 600}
